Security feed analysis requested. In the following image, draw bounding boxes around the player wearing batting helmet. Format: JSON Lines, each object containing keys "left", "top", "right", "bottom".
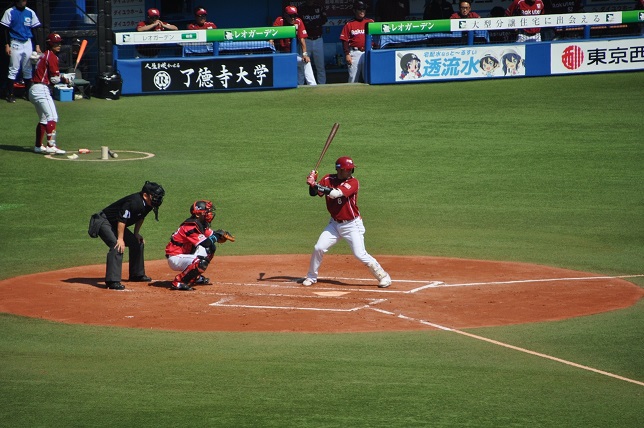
{"left": 29, "top": 33, "right": 71, "bottom": 154}
{"left": 303, "top": 156, "right": 392, "bottom": 288}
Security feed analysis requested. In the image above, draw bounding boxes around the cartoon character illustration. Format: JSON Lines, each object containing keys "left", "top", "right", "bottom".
{"left": 399, "top": 53, "right": 422, "bottom": 80}
{"left": 479, "top": 53, "right": 500, "bottom": 77}
{"left": 501, "top": 49, "right": 524, "bottom": 76}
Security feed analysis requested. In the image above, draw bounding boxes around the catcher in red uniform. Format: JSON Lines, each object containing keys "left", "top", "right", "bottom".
{"left": 165, "top": 200, "right": 234, "bottom": 291}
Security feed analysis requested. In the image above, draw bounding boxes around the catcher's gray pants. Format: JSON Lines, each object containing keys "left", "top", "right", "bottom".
{"left": 96, "top": 215, "right": 146, "bottom": 283}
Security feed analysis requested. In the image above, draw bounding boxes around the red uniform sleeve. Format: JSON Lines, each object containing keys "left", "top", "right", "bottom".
{"left": 339, "top": 22, "right": 351, "bottom": 42}
{"left": 295, "top": 19, "right": 308, "bottom": 39}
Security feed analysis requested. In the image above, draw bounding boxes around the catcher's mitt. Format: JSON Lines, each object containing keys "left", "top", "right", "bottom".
{"left": 214, "top": 229, "right": 235, "bottom": 243}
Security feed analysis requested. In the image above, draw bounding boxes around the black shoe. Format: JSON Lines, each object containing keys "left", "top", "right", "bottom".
{"left": 129, "top": 275, "right": 152, "bottom": 282}
{"left": 6, "top": 95, "right": 16, "bottom": 103}
{"left": 106, "top": 281, "right": 125, "bottom": 290}
{"left": 170, "top": 282, "right": 194, "bottom": 291}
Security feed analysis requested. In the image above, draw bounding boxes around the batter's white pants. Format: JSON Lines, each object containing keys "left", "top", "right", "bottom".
{"left": 306, "top": 217, "right": 381, "bottom": 281}
{"left": 8, "top": 39, "right": 34, "bottom": 80}
{"left": 29, "top": 83, "right": 58, "bottom": 123}
{"left": 347, "top": 50, "right": 366, "bottom": 83}
{"left": 297, "top": 54, "right": 317, "bottom": 86}
{"left": 167, "top": 246, "right": 209, "bottom": 271}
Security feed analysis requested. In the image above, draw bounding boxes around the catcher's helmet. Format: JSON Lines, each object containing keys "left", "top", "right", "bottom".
{"left": 191, "top": 200, "right": 215, "bottom": 223}
{"left": 335, "top": 156, "right": 356, "bottom": 171}
{"left": 147, "top": 8, "right": 160, "bottom": 17}
{"left": 141, "top": 181, "right": 165, "bottom": 207}
{"left": 284, "top": 5, "right": 298, "bottom": 15}
{"left": 46, "top": 33, "right": 63, "bottom": 46}
{"left": 354, "top": 1, "right": 368, "bottom": 10}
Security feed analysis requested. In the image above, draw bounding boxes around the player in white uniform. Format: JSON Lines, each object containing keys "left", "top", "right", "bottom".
{"left": 1, "top": 0, "right": 41, "bottom": 103}
{"left": 29, "top": 33, "right": 69, "bottom": 154}
{"left": 302, "top": 156, "right": 392, "bottom": 288}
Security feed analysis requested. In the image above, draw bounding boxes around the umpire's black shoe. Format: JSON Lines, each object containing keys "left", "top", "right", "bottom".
{"left": 106, "top": 281, "right": 125, "bottom": 290}
{"left": 129, "top": 275, "right": 152, "bottom": 282}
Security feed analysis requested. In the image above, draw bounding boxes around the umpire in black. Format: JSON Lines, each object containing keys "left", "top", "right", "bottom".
{"left": 89, "top": 181, "right": 165, "bottom": 290}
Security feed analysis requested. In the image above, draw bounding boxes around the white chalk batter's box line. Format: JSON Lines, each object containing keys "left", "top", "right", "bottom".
{"left": 214, "top": 273, "right": 643, "bottom": 295}
{"left": 210, "top": 295, "right": 387, "bottom": 312}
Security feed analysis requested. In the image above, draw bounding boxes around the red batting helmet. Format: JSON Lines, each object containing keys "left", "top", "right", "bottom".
{"left": 285, "top": 5, "right": 298, "bottom": 15}
{"left": 195, "top": 7, "right": 207, "bottom": 16}
{"left": 191, "top": 200, "right": 215, "bottom": 223}
{"left": 335, "top": 156, "right": 356, "bottom": 171}
{"left": 46, "top": 33, "right": 63, "bottom": 46}
{"left": 147, "top": 8, "right": 160, "bottom": 17}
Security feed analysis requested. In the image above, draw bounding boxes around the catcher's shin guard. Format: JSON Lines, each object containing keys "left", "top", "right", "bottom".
{"left": 174, "top": 256, "right": 210, "bottom": 285}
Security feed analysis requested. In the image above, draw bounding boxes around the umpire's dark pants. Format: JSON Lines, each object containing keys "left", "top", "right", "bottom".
{"left": 97, "top": 216, "right": 146, "bottom": 283}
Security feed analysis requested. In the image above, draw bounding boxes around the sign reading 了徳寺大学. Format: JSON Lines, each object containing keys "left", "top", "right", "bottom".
{"left": 551, "top": 39, "right": 644, "bottom": 74}
{"left": 141, "top": 57, "right": 274, "bottom": 92}
{"left": 115, "top": 26, "right": 296, "bottom": 45}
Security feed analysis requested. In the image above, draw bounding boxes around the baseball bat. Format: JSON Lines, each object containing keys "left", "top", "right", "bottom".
{"left": 314, "top": 122, "right": 340, "bottom": 172}
{"left": 74, "top": 39, "right": 88, "bottom": 71}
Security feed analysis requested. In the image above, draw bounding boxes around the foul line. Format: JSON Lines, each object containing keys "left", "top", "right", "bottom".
{"left": 369, "top": 308, "right": 644, "bottom": 387}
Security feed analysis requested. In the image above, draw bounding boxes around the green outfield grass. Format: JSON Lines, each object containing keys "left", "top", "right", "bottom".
{"left": 0, "top": 72, "right": 643, "bottom": 426}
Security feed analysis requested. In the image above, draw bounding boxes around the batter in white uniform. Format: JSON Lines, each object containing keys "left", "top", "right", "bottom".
{"left": 1, "top": 0, "right": 41, "bottom": 103}
{"left": 303, "top": 156, "right": 392, "bottom": 288}
{"left": 29, "top": 33, "right": 69, "bottom": 154}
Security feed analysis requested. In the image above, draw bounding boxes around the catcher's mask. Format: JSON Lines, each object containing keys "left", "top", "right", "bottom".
{"left": 191, "top": 200, "right": 215, "bottom": 223}
{"left": 142, "top": 181, "right": 165, "bottom": 221}
{"left": 335, "top": 156, "right": 356, "bottom": 172}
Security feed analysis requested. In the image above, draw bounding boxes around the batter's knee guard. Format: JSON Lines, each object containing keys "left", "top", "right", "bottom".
{"left": 174, "top": 256, "right": 210, "bottom": 285}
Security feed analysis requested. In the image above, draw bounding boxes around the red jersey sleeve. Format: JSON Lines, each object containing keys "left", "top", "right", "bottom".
{"left": 295, "top": 18, "right": 308, "bottom": 39}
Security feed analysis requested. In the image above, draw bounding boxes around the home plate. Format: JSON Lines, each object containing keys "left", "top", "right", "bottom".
{"left": 313, "top": 291, "right": 350, "bottom": 297}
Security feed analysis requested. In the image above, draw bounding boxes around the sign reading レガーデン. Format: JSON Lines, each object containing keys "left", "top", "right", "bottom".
{"left": 142, "top": 57, "right": 274, "bottom": 92}
{"left": 115, "top": 26, "right": 296, "bottom": 45}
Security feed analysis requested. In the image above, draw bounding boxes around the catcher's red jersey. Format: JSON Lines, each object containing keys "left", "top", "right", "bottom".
{"left": 32, "top": 50, "right": 61, "bottom": 86}
{"left": 319, "top": 174, "right": 361, "bottom": 222}
{"left": 165, "top": 219, "right": 214, "bottom": 257}
{"left": 505, "top": 0, "right": 544, "bottom": 35}
{"left": 339, "top": 18, "right": 374, "bottom": 50}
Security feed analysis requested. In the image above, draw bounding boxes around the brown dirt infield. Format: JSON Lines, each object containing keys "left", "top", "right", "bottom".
{"left": 0, "top": 255, "right": 641, "bottom": 333}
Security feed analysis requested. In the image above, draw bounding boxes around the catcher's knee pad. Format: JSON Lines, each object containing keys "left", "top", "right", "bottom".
{"left": 175, "top": 256, "right": 209, "bottom": 284}
{"left": 197, "top": 255, "right": 210, "bottom": 271}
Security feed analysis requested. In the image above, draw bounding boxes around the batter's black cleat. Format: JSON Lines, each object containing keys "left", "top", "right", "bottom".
{"left": 194, "top": 275, "right": 210, "bottom": 285}
{"left": 170, "top": 282, "right": 194, "bottom": 291}
{"left": 129, "top": 275, "right": 152, "bottom": 282}
{"left": 106, "top": 281, "right": 125, "bottom": 290}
